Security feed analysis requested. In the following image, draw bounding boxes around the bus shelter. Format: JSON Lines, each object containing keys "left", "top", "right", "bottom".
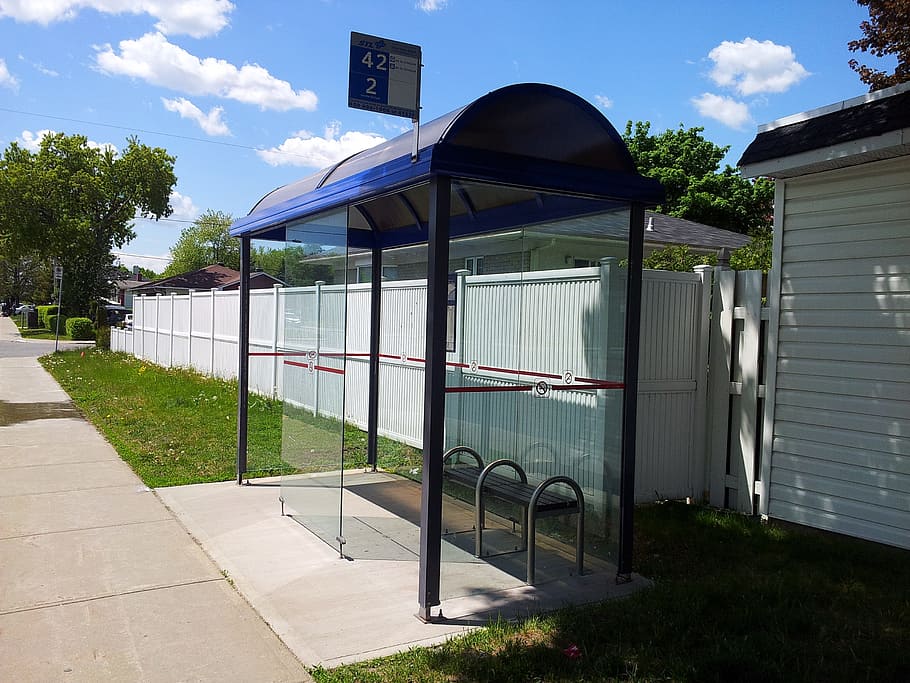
{"left": 230, "top": 83, "right": 663, "bottom": 620}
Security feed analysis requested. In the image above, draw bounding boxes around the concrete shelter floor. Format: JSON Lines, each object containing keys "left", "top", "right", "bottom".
{"left": 158, "top": 472, "right": 650, "bottom": 668}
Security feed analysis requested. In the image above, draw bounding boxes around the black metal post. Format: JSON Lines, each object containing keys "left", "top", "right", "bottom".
{"left": 417, "top": 175, "right": 450, "bottom": 621}
{"left": 367, "top": 245, "right": 383, "bottom": 471}
{"left": 617, "top": 203, "right": 645, "bottom": 581}
{"left": 236, "top": 235, "right": 251, "bottom": 484}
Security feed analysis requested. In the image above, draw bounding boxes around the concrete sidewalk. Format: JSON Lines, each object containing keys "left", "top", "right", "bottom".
{"left": 0, "top": 317, "right": 310, "bottom": 682}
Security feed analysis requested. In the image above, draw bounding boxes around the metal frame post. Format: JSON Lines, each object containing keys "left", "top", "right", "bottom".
{"left": 367, "top": 245, "right": 383, "bottom": 470}
{"left": 417, "top": 174, "right": 450, "bottom": 620}
{"left": 617, "top": 203, "right": 645, "bottom": 581}
{"left": 236, "top": 235, "right": 251, "bottom": 484}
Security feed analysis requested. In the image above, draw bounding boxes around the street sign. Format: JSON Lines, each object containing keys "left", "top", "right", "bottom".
{"left": 348, "top": 32, "right": 421, "bottom": 120}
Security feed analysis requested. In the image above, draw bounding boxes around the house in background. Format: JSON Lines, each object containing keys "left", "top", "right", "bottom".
{"left": 113, "top": 265, "right": 148, "bottom": 308}
{"left": 304, "top": 210, "right": 750, "bottom": 284}
{"left": 131, "top": 264, "right": 285, "bottom": 297}
{"left": 739, "top": 82, "right": 909, "bottom": 550}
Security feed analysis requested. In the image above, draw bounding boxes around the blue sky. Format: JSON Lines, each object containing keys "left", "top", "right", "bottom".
{"left": 0, "top": 1, "right": 884, "bottom": 272}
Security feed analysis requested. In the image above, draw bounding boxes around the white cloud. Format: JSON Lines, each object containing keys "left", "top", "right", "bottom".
{"left": 691, "top": 93, "right": 752, "bottom": 130}
{"left": 0, "top": 0, "right": 233, "bottom": 38}
{"left": 167, "top": 190, "right": 198, "bottom": 220}
{"left": 416, "top": 0, "right": 448, "bottom": 11}
{"left": 162, "top": 96, "right": 230, "bottom": 136}
{"left": 707, "top": 37, "right": 809, "bottom": 96}
{"left": 594, "top": 94, "right": 613, "bottom": 110}
{"left": 95, "top": 32, "right": 317, "bottom": 112}
{"left": 257, "top": 122, "right": 386, "bottom": 168}
{"left": 0, "top": 58, "right": 19, "bottom": 90}
{"left": 16, "top": 129, "right": 118, "bottom": 153}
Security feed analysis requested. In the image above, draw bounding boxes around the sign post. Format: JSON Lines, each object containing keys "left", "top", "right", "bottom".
{"left": 348, "top": 32, "right": 422, "bottom": 160}
{"left": 53, "top": 264, "right": 63, "bottom": 352}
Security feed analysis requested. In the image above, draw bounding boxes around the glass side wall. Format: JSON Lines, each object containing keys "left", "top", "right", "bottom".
{"left": 279, "top": 209, "right": 349, "bottom": 554}
{"left": 441, "top": 180, "right": 630, "bottom": 600}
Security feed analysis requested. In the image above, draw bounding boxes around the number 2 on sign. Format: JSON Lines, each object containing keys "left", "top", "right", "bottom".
{"left": 365, "top": 77, "right": 377, "bottom": 95}
{"left": 361, "top": 51, "right": 388, "bottom": 71}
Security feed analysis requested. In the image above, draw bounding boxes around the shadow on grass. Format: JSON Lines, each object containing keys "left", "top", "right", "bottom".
{"left": 314, "top": 502, "right": 910, "bottom": 683}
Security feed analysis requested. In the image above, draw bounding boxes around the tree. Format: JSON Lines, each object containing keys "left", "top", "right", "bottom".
{"left": 849, "top": 0, "right": 910, "bottom": 91}
{"left": 163, "top": 209, "right": 237, "bottom": 276}
{"left": 729, "top": 228, "right": 773, "bottom": 272}
{"left": 0, "top": 253, "right": 52, "bottom": 309}
{"left": 642, "top": 245, "right": 716, "bottom": 272}
{"left": 622, "top": 122, "right": 774, "bottom": 234}
{"left": 252, "top": 244, "right": 336, "bottom": 285}
{"left": 0, "top": 133, "right": 176, "bottom": 315}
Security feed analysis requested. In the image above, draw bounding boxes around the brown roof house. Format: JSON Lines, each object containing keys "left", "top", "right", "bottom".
{"left": 132, "top": 264, "right": 285, "bottom": 296}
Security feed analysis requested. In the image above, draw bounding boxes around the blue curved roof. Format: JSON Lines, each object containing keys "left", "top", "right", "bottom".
{"left": 231, "top": 83, "right": 663, "bottom": 243}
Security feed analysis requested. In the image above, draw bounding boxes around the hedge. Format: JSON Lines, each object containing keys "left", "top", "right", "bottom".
{"left": 37, "top": 305, "right": 58, "bottom": 328}
{"left": 46, "top": 314, "right": 67, "bottom": 335}
{"left": 96, "top": 325, "right": 111, "bottom": 350}
{"left": 65, "top": 317, "right": 95, "bottom": 341}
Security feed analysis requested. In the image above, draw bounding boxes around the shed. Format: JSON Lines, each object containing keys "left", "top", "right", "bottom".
{"left": 230, "top": 83, "right": 663, "bottom": 618}
{"left": 739, "top": 82, "right": 910, "bottom": 549}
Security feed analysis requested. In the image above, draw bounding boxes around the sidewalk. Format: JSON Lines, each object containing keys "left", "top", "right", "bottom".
{"left": 0, "top": 317, "right": 310, "bottom": 682}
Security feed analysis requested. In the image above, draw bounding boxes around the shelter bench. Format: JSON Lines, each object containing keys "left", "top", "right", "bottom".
{"left": 442, "top": 445, "right": 584, "bottom": 584}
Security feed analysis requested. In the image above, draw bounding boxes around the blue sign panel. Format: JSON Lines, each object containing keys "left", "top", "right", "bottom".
{"left": 349, "top": 32, "right": 421, "bottom": 120}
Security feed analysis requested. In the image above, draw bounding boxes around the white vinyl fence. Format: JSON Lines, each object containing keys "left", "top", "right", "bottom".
{"left": 112, "top": 265, "right": 756, "bottom": 504}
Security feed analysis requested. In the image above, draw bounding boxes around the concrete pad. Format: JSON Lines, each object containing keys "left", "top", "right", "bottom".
{"left": 0, "top": 486, "right": 171, "bottom": 539}
{"left": 1, "top": 458, "right": 141, "bottom": 497}
{"left": 0, "top": 519, "right": 222, "bottom": 613}
{"left": 0, "top": 581, "right": 308, "bottom": 683}
{"left": 159, "top": 478, "right": 651, "bottom": 668}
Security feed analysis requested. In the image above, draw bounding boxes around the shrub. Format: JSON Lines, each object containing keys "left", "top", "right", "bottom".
{"left": 66, "top": 317, "right": 95, "bottom": 341}
{"left": 96, "top": 325, "right": 111, "bottom": 350}
{"left": 46, "top": 314, "right": 67, "bottom": 335}
{"left": 38, "top": 305, "right": 59, "bottom": 328}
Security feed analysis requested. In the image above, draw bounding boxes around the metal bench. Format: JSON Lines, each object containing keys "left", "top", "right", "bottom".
{"left": 442, "top": 445, "right": 584, "bottom": 584}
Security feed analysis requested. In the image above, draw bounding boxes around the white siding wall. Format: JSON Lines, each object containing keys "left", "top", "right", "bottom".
{"left": 766, "top": 156, "right": 910, "bottom": 548}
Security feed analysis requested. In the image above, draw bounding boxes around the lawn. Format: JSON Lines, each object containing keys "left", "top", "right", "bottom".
{"left": 41, "top": 349, "right": 910, "bottom": 682}
{"left": 40, "top": 348, "right": 420, "bottom": 487}
{"left": 14, "top": 316, "right": 73, "bottom": 340}
{"left": 313, "top": 504, "right": 910, "bottom": 682}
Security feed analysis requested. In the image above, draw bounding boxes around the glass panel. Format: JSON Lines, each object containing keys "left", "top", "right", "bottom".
{"left": 279, "top": 209, "right": 349, "bottom": 555}
{"left": 332, "top": 243, "right": 427, "bottom": 562}
{"left": 441, "top": 180, "right": 630, "bottom": 601}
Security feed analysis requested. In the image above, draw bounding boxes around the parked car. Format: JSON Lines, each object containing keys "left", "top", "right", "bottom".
{"left": 14, "top": 303, "right": 35, "bottom": 315}
{"left": 102, "top": 304, "right": 131, "bottom": 325}
{"left": 124, "top": 313, "right": 133, "bottom": 329}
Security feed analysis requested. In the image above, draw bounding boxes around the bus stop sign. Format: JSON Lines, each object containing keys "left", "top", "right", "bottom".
{"left": 349, "top": 32, "right": 421, "bottom": 120}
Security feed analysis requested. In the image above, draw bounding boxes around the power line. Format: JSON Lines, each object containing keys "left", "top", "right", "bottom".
{"left": 111, "top": 251, "right": 172, "bottom": 261}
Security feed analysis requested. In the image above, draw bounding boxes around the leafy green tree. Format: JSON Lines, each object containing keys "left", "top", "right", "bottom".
{"left": 642, "top": 245, "right": 716, "bottom": 272}
{"left": 730, "top": 228, "right": 773, "bottom": 272}
{"left": 113, "top": 264, "right": 160, "bottom": 281}
{"left": 0, "top": 253, "right": 52, "bottom": 309}
{"left": 849, "top": 0, "right": 910, "bottom": 91}
{"left": 163, "top": 209, "right": 237, "bottom": 276}
{"left": 622, "top": 122, "right": 773, "bottom": 234}
{"left": 253, "top": 244, "right": 336, "bottom": 285}
{"left": 0, "top": 133, "right": 176, "bottom": 315}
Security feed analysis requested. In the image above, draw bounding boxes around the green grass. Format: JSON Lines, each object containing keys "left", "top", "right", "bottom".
{"left": 39, "top": 349, "right": 910, "bottom": 681}
{"left": 14, "top": 316, "right": 73, "bottom": 340}
{"left": 312, "top": 504, "right": 910, "bottom": 683}
{"left": 39, "top": 348, "right": 420, "bottom": 487}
